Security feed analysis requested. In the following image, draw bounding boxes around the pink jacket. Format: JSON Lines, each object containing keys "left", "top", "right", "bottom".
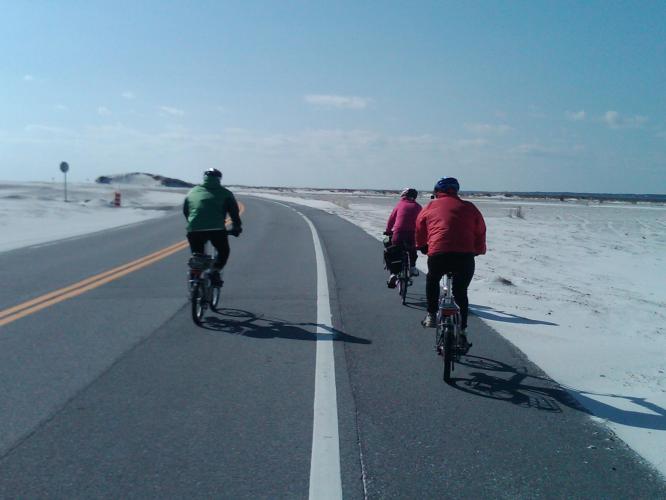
{"left": 386, "top": 198, "right": 422, "bottom": 245}
{"left": 415, "top": 194, "right": 486, "bottom": 256}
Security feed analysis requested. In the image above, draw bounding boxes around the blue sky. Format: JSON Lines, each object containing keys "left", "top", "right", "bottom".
{"left": 1, "top": 1, "right": 664, "bottom": 193}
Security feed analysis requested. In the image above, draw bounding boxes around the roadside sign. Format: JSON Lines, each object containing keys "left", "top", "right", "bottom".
{"left": 60, "top": 161, "right": 69, "bottom": 202}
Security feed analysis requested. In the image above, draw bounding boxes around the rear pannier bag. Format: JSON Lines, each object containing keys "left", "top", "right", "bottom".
{"left": 384, "top": 245, "right": 403, "bottom": 274}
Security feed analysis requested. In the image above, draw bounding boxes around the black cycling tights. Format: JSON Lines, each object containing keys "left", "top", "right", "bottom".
{"left": 426, "top": 253, "right": 475, "bottom": 330}
{"left": 186, "top": 230, "right": 230, "bottom": 270}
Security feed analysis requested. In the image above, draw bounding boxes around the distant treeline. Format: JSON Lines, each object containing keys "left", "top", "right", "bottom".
{"left": 467, "top": 192, "right": 666, "bottom": 203}
{"left": 230, "top": 185, "right": 666, "bottom": 204}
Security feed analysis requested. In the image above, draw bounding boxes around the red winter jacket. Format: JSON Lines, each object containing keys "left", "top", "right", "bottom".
{"left": 415, "top": 194, "right": 486, "bottom": 256}
{"left": 385, "top": 198, "right": 422, "bottom": 246}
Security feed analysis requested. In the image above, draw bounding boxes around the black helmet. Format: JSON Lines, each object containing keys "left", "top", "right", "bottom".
{"left": 400, "top": 187, "right": 418, "bottom": 200}
{"left": 204, "top": 168, "right": 222, "bottom": 179}
{"left": 434, "top": 177, "right": 459, "bottom": 193}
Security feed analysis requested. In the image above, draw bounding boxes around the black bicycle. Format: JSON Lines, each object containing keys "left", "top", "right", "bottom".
{"left": 383, "top": 232, "right": 413, "bottom": 305}
{"left": 187, "top": 243, "right": 222, "bottom": 325}
{"left": 435, "top": 272, "right": 466, "bottom": 381}
{"left": 396, "top": 246, "right": 412, "bottom": 305}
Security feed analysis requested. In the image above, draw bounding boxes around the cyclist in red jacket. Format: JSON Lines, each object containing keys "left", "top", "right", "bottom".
{"left": 415, "top": 177, "right": 486, "bottom": 345}
{"left": 385, "top": 188, "right": 422, "bottom": 288}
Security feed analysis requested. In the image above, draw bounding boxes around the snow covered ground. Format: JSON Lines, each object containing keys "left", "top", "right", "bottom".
{"left": 1, "top": 180, "right": 665, "bottom": 477}
{"left": 0, "top": 181, "right": 188, "bottom": 252}
{"left": 237, "top": 187, "right": 666, "bottom": 477}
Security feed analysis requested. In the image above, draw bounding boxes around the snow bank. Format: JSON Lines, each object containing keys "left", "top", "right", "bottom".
{"left": 0, "top": 182, "right": 187, "bottom": 252}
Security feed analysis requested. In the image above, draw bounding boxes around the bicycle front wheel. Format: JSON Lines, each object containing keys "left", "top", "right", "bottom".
{"left": 191, "top": 283, "right": 205, "bottom": 325}
{"left": 443, "top": 323, "right": 455, "bottom": 382}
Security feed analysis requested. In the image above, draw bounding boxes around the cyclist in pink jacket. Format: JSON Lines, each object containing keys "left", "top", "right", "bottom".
{"left": 385, "top": 188, "right": 422, "bottom": 288}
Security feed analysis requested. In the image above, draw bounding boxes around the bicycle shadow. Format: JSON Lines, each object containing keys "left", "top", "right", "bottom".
{"left": 395, "top": 289, "right": 427, "bottom": 310}
{"left": 447, "top": 355, "right": 584, "bottom": 413}
{"left": 200, "top": 308, "right": 371, "bottom": 344}
{"left": 449, "top": 356, "right": 666, "bottom": 431}
{"left": 469, "top": 304, "right": 558, "bottom": 326}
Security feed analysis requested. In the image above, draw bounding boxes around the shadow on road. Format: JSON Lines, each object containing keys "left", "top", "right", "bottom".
{"left": 470, "top": 304, "right": 558, "bottom": 326}
{"left": 448, "top": 355, "right": 584, "bottom": 413}
{"left": 398, "top": 291, "right": 428, "bottom": 310}
{"left": 200, "top": 308, "right": 371, "bottom": 344}
{"left": 448, "top": 355, "right": 666, "bottom": 431}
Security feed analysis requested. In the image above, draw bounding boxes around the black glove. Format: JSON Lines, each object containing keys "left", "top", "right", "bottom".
{"left": 418, "top": 245, "right": 428, "bottom": 255}
{"left": 382, "top": 231, "right": 392, "bottom": 236}
{"left": 230, "top": 227, "right": 242, "bottom": 237}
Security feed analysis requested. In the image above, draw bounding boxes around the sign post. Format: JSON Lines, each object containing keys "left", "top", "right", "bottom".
{"left": 59, "top": 162, "right": 69, "bottom": 202}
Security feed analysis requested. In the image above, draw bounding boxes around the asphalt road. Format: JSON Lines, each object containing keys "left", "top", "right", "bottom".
{"left": 0, "top": 196, "right": 664, "bottom": 498}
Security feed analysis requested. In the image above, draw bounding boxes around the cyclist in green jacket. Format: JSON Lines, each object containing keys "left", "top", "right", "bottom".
{"left": 183, "top": 168, "right": 242, "bottom": 285}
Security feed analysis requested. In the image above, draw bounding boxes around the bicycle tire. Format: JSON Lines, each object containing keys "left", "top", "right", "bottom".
{"left": 191, "top": 283, "right": 205, "bottom": 325}
{"left": 398, "top": 276, "right": 407, "bottom": 304}
{"left": 400, "top": 254, "right": 409, "bottom": 305}
{"left": 443, "top": 323, "right": 455, "bottom": 382}
{"left": 211, "top": 285, "right": 221, "bottom": 311}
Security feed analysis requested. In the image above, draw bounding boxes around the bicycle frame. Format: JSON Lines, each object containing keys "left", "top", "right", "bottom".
{"left": 187, "top": 242, "right": 223, "bottom": 324}
{"left": 436, "top": 273, "right": 462, "bottom": 381}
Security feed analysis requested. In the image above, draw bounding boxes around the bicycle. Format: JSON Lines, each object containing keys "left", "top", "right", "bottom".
{"left": 187, "top": 242, "right": 222, "bottom": 325}
{"left": 435, "top": 272, "right": 468, "bottom": 382}
{"left": 396, "top": 246, "right": 412, "bottom": 305}
{"left": 383, "top": 232, "right": 413, "bottom": 305}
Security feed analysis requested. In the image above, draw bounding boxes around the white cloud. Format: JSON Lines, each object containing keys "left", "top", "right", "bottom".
{"left": 512, "top": 143, "right": 584, "bottom": 158}
{"left": 304, "top": 94, "right": 370, "bottom": 109}
{"left": 464, "top": 123, "right": 512, "bottom": 135}
{"left": 603, "top": 110, "right": 647, "bottom": 129}
{"left": 159, "top": 106, "right": 185, "bottom": 116}
{"left": 566, "top": 110, "right": 586, "bottom": 121}
{"left": 122, "top": 91, "right": 135, "bottom": 100}
{"left": 97, "top": 106, "right": 112, "bottom": 116}
{"left": 23, "top": 74, "right": 34, "bottom": 82}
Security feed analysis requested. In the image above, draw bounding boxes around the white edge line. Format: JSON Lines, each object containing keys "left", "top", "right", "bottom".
{"left": 262, "top": 199, "right": 343, "bottom": 499}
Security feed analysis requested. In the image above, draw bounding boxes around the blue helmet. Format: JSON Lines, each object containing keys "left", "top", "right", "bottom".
{"left": 434, "top": 177, "right": 459, "bottom": 193}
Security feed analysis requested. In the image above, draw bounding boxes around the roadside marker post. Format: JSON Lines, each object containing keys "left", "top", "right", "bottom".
{"left": 59, "top": 161, "right": 69, "bottom": 202}
{"left": 114, "top": 191, "right": 121, "bottom": 207}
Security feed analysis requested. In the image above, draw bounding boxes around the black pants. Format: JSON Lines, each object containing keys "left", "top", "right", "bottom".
{"left": 426, "top": 253, "right": 475, "bottom": 329}
{"left": 186, "top": 230, "right": 230, "bottom": 270}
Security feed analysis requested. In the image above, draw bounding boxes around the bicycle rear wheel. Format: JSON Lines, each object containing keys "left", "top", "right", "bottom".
{"left": 211, "top": 285, "right": 221, "bottom": 311}
{"left": 399, "top": 254, "right": 409, "bottom": 305}
{"left": 443, "top": 323, "right": 455, "bottom": 382}
{"left": 191, "top": 282, "right": 205, "bottom": 325}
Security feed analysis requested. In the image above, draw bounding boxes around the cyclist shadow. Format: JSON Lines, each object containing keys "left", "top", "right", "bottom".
{"left": 469, "top": 304, "right": 558, "bottom": 326}
{"left": 201, "top": 308, "right": 371, "bottom": 344}
{"left": 401, "top": 292, "right": 428, "bottom": 310}
{"left": 447, "top": 355, "right": 585, "bottom": 414}
{"left": 449, "top": 355, "right": 666, "bottom": 431}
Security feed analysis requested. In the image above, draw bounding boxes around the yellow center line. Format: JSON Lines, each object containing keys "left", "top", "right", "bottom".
{"left": 0, "top": 200, "right": 246, "bottom": 328}
{"left": 0, "top": 241, "right": 189, "bottom": 327}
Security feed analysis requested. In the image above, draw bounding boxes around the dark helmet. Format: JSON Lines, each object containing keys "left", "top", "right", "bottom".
{"left": 204, "top": 168, "right": 222, "bottom": 179}
{"left": 400, "top": 187, "right": 418, "bottom": 200}
{"left": 434, "top": 177, "right": 459, "bottom": 194}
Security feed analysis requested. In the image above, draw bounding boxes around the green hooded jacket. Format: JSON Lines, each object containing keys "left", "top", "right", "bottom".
{"left": 183, "top": 176, "right": 241, "bottom": 232}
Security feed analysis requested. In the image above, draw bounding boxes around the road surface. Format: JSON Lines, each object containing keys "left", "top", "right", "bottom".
{"left": 0, "top": 196, "right": 663, "bottom": 498}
